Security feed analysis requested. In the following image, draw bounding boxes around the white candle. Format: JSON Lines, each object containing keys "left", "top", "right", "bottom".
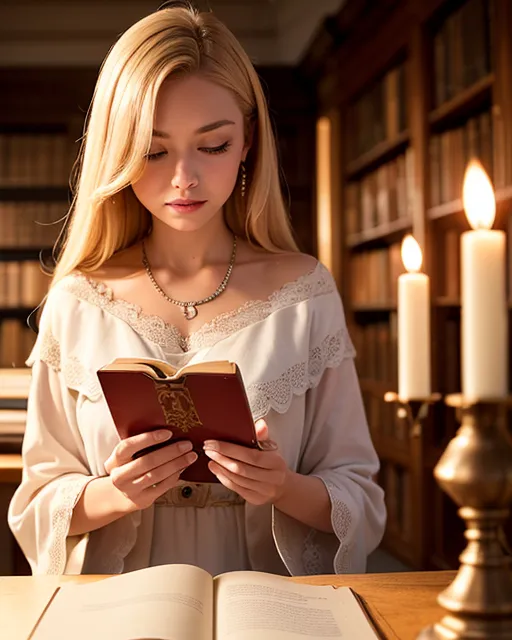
{"left": 461, "top": 161, "right": 508, "bottom": 400}
{"left": 398, "top": 235, "right": 431, "bottom": 400}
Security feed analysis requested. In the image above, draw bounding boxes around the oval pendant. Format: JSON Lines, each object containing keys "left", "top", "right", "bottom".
{"left": 184, "top": 305, "right": 198, "bottom": 320}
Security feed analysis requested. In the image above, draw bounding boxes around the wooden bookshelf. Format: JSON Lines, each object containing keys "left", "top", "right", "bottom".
{"left": 346, "top": 130, "right": 410, "bottom": 180}
{"left": 428, "top": 73, "right": 494, "bottom": 129}
{"left": 304, "top": 0, "right": 512, "bottom": 570}
{"left": 346, "top": 217, "right": 412, "bottom": 249}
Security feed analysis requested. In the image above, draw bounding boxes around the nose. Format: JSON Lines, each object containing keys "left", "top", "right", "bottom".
{"left": 171, "top": 157, "right": 198, "bottom": 191}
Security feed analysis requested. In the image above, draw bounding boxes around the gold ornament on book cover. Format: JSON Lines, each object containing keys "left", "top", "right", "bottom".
{"left": 155, "top": 384, "right": 203, "bottom": 433}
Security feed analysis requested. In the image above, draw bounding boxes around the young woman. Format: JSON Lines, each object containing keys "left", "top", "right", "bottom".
{"left": 8, "top": 3, "right": 386, "bottom": 576}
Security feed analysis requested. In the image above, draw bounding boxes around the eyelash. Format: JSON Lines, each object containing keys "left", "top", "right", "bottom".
{"left": 145, "top": 141, "right": 231, "bottom": 161}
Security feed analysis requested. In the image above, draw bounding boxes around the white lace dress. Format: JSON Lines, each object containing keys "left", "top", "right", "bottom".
{"left": 8, "top": 261, "right": 386, "bottom": 576}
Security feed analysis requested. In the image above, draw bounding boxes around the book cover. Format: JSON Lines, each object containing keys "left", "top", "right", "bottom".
{"left": 97, "top": 359, "right": 261, "bottom": 483}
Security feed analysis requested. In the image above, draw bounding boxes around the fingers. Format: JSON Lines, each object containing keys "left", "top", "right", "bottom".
{"left": 131, "top": 451, "right": 198, "bottom": 492}
{"left": 254, "top": 418, "right": 269, "bottom": 441}
{"left": 111, "top": 443, "right": 196, "bottom": 489}
{"left": 117, "top": 429, "right": 173, "bottom": 465}
{"left": 209, "top": 466, "right": 269, "bottom": 504}
{"left": 204, "top": 449, "right": 282, "bottom": 484}
{"left": 203, "top": 440, "right": 278, "bottom": 469}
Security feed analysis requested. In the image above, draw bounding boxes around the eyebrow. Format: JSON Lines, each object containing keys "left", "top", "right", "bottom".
{"left": 152, "top": 120, "right": 236, "bottom": 138}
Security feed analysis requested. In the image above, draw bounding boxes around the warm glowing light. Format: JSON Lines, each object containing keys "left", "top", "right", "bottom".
{"left": 462, "top": 160, "right": 496, "bottom": 230}
{"left": 401, "top": 234, "right": 423, "bottom": 273}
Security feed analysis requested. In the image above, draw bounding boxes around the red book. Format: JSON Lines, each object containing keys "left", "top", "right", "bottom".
{"left": 97, "top": 358, "right": 261, "bottom": 483}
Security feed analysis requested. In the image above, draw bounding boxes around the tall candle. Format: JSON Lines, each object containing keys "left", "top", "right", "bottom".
{"left": 461, "top": 161, "right": 507, "bottom": 400}
{"left": 398, "top": 235, "right": 431, "bottom": 400}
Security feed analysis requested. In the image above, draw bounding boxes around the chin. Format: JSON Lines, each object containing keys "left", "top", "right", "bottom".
{"left": 154, "top": 207, "right": 225, "bottom": 233}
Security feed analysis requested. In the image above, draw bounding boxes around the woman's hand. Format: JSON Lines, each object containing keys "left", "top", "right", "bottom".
{"left": 203, "top": 419, "right": 290, "bottom": 506}
{"left": 104, "top": 429, "right": 197, "bottom": 511}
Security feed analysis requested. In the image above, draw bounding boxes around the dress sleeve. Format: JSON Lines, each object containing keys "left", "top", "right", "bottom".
{"left": 7, "top": 292, "right": 97, "bottom": 575}
{"left": 272, "top": 355, "right": 386, "bottom": 575}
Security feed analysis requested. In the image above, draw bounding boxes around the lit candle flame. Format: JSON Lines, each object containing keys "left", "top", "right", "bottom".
{"left": 401, "top": 234, "right": 423, "bottom": 273}
{"left": 462, "top": 160, "right": 496, "bottom": 230}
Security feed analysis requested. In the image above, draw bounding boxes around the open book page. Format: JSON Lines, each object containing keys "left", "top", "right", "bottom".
{"left": 103, "top": 358, "right": 235, "bottom": 378}
{"left": 213, "top": 571, "right": 378, "bottom": 640}
{"left": 1, "top": 580, "right": 58, "bottom": 640}
{"left": 30, "top": 565, "right": 213, "bottom": 640}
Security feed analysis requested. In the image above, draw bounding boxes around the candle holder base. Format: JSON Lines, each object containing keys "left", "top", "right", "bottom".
{"left": 416, "top": 394, "right": 512, "bottom": 640}
{"left": 384, "top": 392, "right": 442, "bottom": 437}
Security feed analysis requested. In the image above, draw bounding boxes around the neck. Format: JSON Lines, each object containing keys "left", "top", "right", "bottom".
{"left": 143, "top": 216, "right": 235, "bottom": 276}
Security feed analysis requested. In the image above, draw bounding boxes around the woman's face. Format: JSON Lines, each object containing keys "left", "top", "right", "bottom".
{"left": 132, "top": 73, "right": 249, "bottom": 233}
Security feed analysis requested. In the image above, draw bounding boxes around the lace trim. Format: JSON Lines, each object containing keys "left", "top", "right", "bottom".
{"left": 37, "top": 326, "right": 102, "bottom": 400}
{"left": 247, "top": 327, "right": 355, "bottom": 419}
{"left": 60, "top": 262, "right": 335, "bottom": 353}
{"left": 44, "top": 475, "right": 93, "bottom": 574}
{"left": 324, "top": 480, "right": 353, "bottom": 574}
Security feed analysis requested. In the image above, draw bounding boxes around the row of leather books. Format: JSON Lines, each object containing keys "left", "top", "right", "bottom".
{"left": 0, "top": 133, "right": 75, "bottom": 187}
{"left": 0, "top": 320, "right": 36, "bottom": 369}
{"left": 345, "top": 149, "right": 415, "bottom": 237}
{"left": 0, "top": 202, "right": 63, "bottom": 248}
{"left": 347, "top": 62, "right": 407, "bottom": 162}
{"left": 349, "top": 243, "right": 404, "bottom": 307}
{"left": 0, "top": 260, "right": 50, "bottom": 308}
{"left": 433, "top": 0, "right": 491, "bottom": 108}
{"left": 352, "top": 318, "right": 397, "bottom": 389}
{"left": 429, "top": 110, "right": 495, "bottom": 208}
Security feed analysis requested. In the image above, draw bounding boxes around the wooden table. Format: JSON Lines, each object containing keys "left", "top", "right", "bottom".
{"left": 0, "top": 453, "right": 22, "bottom": 483}
{"left": 1, "top": 570, "right": 455, "bottom": 639}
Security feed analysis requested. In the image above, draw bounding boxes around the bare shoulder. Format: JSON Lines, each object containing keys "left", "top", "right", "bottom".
{"left": 263, "top": 251, "right": 318, "bottom": 287}
{"left": 75, "top": 243, "right": 144, "bottom": 299}
{"left": 238, "top": 241, "right": 318, "bottom": 291}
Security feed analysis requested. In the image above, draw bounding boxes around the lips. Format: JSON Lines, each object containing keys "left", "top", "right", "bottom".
{"left": 166, "top": 199, "right": 207, "bottom": 213}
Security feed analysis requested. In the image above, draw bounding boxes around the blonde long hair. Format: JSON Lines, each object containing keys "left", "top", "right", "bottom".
{"left": 51, "top": 4, "right": 298, "bottom": 286}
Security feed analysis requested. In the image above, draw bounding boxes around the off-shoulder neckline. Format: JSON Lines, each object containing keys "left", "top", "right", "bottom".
{"left": 58, "top": 260, "right": 334, "bottom": 353}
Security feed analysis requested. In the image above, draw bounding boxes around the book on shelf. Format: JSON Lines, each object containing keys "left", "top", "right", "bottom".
{"left": 97, "top": 357, "right": 263, "bottom": 484}
{"left": 29, "top": 564, "right": 380, "bottom": 640}
{"left": 345, "top": 149, "right": 414, "bottom": 239}
{"left": 349, "top": 62, "right": 406, "bottom": 161}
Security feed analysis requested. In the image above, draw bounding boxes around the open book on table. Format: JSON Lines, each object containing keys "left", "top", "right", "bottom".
{"left": 29, "top": 564, "right": 380, "bottom": 640}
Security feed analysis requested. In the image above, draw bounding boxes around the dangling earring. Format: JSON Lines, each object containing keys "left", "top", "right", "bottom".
{"left": 240, "top": 161, "right": 247, "bottom": 197}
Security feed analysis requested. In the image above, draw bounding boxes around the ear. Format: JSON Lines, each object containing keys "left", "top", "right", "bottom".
{"left": 242, "top": 121, "right": 255, "bottom": 162}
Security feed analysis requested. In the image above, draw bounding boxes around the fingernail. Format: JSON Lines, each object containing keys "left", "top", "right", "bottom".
{"left": 179, "top": 441, "right": 193, "bottom": 453}
{"left": 155, "top": 430, "right": 172, "bottom": 441}
{"left": 203, "top": 440, "right": 217, "bottom": 451}
{"left": 186, "top": 452, "right": 198, "bottom": 464}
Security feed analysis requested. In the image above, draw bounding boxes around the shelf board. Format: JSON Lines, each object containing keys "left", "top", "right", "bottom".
{"left": 352, "top": 303, "right": 397, "bottom": 313}
{"left": 0, "top": 307, "right": 34, "bottom": 320}
{"left": 346, "top": 130, "right": 409, "bottom": 181}
{"left": 434, "top": 297, "right": 461, "bottom": 307}
{"left": 346, "top": 216, "right": 412, "bottom": 248}
{"left": 427, "top": 199, "right": 463, "bottom": 221}
{"left": 428, "top": 74, "right": 494, "bottom": 130}
{"left": 428, "top": 184, "right": 512, "bottom": 221}
{"left": 0, "top": 247, "right": 52, "bottom": 261}
{"left": 0, "top": 186, "right": 70, "bottom": 202}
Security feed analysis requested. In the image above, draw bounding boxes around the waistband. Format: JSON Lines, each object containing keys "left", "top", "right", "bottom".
{"left": 154, "top": 482, "right": 245, "bottom": 508}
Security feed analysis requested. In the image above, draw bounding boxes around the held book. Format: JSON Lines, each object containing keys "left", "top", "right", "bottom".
{"left": 97, "top": 357, "right": 261, "bottom": 483}
{"left": 29, "top": 564, "right": 381, "bottom": 640}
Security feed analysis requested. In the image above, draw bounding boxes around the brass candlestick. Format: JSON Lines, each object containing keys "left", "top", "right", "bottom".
{"left": 384, "top": 391, "right": 441, "bottom": 437}
{"left": 418, "top": 394, "right": 512, "bottom": 639}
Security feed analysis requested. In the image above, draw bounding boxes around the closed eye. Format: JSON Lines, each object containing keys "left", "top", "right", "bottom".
{"left": 145, "top": 151, "right": 166, "bottom": 161}
{"left": 200, "top": 141, "right": 231, "bottom": 155}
